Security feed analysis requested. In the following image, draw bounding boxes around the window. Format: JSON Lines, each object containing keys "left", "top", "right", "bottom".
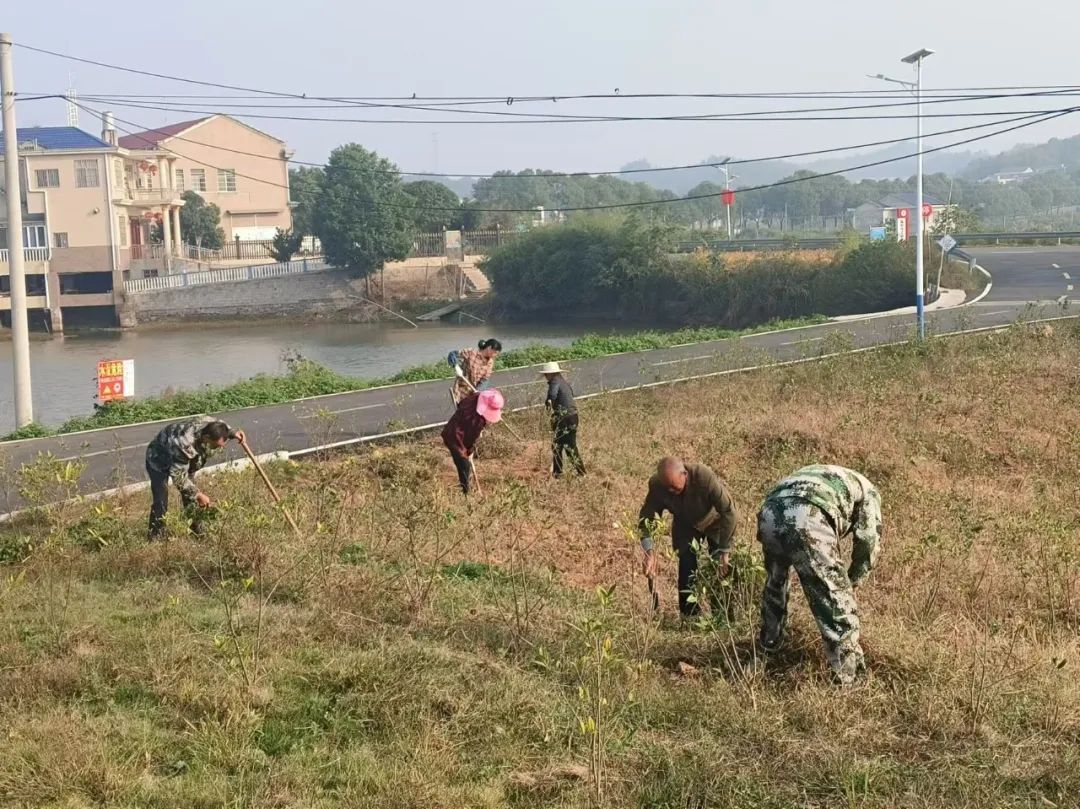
{"left": 190, "top": 169, "right": 207, "bottom": 192}
{"left": 175, "top": 169, "right": 185, "bottom": 193}
{"left": 75, "top": 159, "right": 100, "bottom": 188}
{"left": 0, "top": 225, "right": 47, "bottom": 249}
{"left": 118, "top": 216, "right": 128, "bottom": 247}
{"left": 35, "top": 169, "right": 60, "bottom": 188}
{"left": 217, "top": 168, "right": 237, "bottom": 192}
{"left": 54, "top": 232, "right": 69, "bottom": 249}
{"left": 114, "top": 159, "right": 124, "bottom": 187}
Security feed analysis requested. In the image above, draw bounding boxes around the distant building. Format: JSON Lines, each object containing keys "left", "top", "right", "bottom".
{"left": 978, "top": 164, "right": 1066, "bottom": 185}
{"left": 1, "top": 114, "right": 294, "bottom": 332}
{"left": 848, "top": 193, "right": 953, "bottom": 240}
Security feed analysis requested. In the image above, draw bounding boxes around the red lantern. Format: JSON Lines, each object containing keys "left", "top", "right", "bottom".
{"left": 721, "top": 189, "right": 735, "bottom": 207}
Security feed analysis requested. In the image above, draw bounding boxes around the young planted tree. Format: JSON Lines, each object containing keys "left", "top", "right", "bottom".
{"left": 312, "top": 145, "right": 413, "bottom": 285}
{"left": 269, "top": 228, "right": 304, "bottom": 263}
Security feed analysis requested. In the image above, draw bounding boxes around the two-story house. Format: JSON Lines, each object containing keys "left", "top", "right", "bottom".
{"left": 1, "top": 114, "right": 293, "bottom": 332}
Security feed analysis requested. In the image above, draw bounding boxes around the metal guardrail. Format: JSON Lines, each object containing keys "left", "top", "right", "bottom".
{"left": 673, "top": 237, "right": 842, "bottom": 252}
{"left": 952, "top": 231, "right": 1080, "bottom": 243}
{"left": 124, "top": 258, "right": 331, "bottom": 294}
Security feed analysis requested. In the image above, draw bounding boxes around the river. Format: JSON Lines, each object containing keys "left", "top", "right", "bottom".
{"left": 0, "top": 321, "right": 615, "bottom": 433}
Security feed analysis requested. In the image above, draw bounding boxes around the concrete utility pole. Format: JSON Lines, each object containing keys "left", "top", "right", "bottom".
{"left": 1, "top": 32, "right": 34, "bottom": 427}
{"left": 717, "top": 164, "right": 737, "bottom": 240}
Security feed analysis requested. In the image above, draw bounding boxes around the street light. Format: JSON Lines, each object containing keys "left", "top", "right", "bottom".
{"left": 902, "top": 48, "right": 934, "bottom": 340}
{"left": 870, "top": 47, "right": 934, "bottom": 339}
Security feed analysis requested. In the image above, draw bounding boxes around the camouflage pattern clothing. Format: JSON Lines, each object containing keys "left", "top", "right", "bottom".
{"left": 756, "top": 465, "right": 882, "bottom": 684}
{"left": 145, "top": 415, "right": 235, "bottom": 497}
{"left": 145, "top": 416, "right": 235, "bottom": 538}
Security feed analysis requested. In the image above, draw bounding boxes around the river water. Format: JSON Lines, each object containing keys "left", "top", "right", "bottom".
{"left": 0, "top": 321, "right": 612, "bottom": 433}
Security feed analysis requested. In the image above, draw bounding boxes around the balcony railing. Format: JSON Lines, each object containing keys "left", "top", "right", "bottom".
{"left": 0, "top": 247, "right": 52, "bottom": 263}
{"left": 116, "top": 187, "right": 182, "bottom": 205}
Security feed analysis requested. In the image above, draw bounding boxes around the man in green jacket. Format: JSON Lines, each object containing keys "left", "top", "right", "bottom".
{"left": 638, "top": 457, "right": 738, "bottom": 616}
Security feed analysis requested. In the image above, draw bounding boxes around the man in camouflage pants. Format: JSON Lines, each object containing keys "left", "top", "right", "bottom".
{"left": 756, "top": 465, "right": 882, "bottom": 684}
{"left": 145, "top": 415, "right": 245, "bottom": 539}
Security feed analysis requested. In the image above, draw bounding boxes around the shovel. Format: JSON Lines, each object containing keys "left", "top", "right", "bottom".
{"left": 239, "top": 439, "right": 302, "bottom": 537}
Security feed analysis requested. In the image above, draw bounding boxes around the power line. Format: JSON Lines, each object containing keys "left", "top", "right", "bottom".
{"left": 67, "top": 96, "right": 1079, "bottom": 213}
{"left": 60, "top": 94, "right": 1080, "bottom": 125}
{"left": 66, "top": 88, "right": 1080, "bottom": 122}
{"left": 76, "top": 100, "right": 1072, "bottom": 182}
{"left": 14, "top": 45, "right": 1080, "bottom": 124}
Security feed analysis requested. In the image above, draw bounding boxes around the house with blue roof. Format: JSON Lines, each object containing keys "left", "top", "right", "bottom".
{"left": 2, "top": 111, "right": 293, "bottom": 332}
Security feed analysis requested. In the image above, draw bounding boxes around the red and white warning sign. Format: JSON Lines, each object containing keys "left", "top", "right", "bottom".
{"left": 97, "top": 359, "right": 135, "bottom": 402}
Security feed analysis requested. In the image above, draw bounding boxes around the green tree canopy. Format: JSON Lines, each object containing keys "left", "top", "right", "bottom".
{"left": 312, "top": 145, "right": 412, "bottom": 277}
{"left": 179, "top": 191, "right": 225, "bottom": 249}
{"left": 288, "top": 166, "right": 324, "bottom": 236}
{"left": 402, "top": 180, "right": 463, "bottom": 232}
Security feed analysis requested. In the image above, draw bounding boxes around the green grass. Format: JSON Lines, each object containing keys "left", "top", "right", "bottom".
{"left": 0, "top": 321, "right": 1077, "bottom": 807}
{"left": 1, "top": 316, "right": 825, "bottom": 441}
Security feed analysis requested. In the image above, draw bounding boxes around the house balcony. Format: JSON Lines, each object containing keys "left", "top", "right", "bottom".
{"left": 0, "top": 247, "right": 51, "bottom": 274}
{"left": 113, "top": 187, "right": 185, "bottom": 207}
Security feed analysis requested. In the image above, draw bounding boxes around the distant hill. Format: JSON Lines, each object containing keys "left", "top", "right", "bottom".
{"left": 802, "top": 144, "right": 985, "bottom": 181}
{"left": 961, "top": 133, "right": 1080, "bottom": 179}
{"left": 615, "top": 155, "right": 801, "bottom": 195}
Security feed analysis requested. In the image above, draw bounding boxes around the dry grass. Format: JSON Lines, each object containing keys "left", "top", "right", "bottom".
{"left": 1, "top": 321, "right": 1079, "bottom": 808}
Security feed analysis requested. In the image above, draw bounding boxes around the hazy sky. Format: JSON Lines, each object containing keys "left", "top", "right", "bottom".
{"left": 6, "top": 1, "right": 1080, "bottom": 177}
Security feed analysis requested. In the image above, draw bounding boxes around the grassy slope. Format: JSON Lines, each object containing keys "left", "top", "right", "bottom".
{"left": 2, "top": 320, "right": 1075, "bottom": 808}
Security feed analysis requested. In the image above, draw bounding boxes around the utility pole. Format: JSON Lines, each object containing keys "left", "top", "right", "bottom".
{"left": 1, "top": 32, "right": 34, "bottom": 427}
{"left": 717, "top": 164, "right": 737, "bottom": 240}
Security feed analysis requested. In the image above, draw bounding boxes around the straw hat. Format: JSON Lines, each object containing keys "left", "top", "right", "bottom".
{"left": 538, "top": 361, "right": 564, "bottom": 375}
{"left": 475, "top": 389, "right": 504, "bottom": 423}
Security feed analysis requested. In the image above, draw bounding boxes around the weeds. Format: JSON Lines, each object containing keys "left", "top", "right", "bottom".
{"left": 0, "top": 323, "right": 1078, "bottom": 806}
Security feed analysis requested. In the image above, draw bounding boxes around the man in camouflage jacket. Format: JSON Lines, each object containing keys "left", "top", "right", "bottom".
{"left": 756, "top": 464, "right": 882, "bottom": 685}
{"left": 145, "top": 415, "right": 245, "bottom": 539}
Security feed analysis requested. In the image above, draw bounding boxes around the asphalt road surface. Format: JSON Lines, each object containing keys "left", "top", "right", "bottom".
{"left": 2, "top": 247, "right": 1075, "bottom": 516}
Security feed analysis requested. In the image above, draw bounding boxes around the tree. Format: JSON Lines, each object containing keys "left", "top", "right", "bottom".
{"left": 179, "top": 191, "right": 225, "bottom": 249}
{"left": 312, "top": 144, "right": 413, "bottom": 280}
{"left": 402, "top": 180, "right": 463, "bottom": 232}
{"left": 269, "top": 228, "right": 304, "bottom": 262}
{"left": 288, "top": 166, "right": 324, "bottom": 236}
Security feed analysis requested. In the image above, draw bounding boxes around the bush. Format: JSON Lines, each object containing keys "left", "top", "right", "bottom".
{"left": 484, "top": 219, "right": 919, "bottom": 326}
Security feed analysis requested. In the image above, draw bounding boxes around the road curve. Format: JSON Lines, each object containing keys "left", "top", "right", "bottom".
{"left": 1, "top": 247, "right": 1075, "bottom": 516}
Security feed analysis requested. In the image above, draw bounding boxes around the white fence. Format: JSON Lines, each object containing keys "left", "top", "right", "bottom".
{"left": 124, "top": 258, "right": 332, "bottom": 294}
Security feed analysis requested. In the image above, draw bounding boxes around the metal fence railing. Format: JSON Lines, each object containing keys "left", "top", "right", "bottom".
{"left": 0, "top": 247, "right": 51, "bottom": 263}
{"left": 124, "top": 257, "right": 331, "bottom": 294}
{"left": 407, "top": 228, "right": 516, "bottom": 258}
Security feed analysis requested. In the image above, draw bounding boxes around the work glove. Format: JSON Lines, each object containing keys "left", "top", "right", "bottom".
{"left": 447, "top": 351, "right": 459, "bottom": 367}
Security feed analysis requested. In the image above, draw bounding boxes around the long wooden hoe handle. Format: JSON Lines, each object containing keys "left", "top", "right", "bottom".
{"left": 240, "top": 440, "right": 303, "bottom": 537}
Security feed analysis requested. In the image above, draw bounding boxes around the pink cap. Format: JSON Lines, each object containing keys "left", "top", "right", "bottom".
{"left": 475, "top": 389, "right": 504, "bottom": 423}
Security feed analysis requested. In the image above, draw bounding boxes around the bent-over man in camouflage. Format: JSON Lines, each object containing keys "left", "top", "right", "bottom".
{"left": 639, "top": 457, "right": 738, "bottom": 616}
{"left": 757, "top": 464, "right": 882, "bottom": 685}
{"left": 145, "top": 416, "right": 246, "bottom": 539}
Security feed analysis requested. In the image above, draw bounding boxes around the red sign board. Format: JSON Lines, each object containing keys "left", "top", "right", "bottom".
{"left": 922, "top": 203, "right": 933, "bottom": 218}
{"left": 721, "top": 189, "right": 735, "bottom": 207}
{"left": 97, "top": 359, "right": 134, "bottom": 402}
{"left": 897, "top": 208, "right": 910, "bottom": 219}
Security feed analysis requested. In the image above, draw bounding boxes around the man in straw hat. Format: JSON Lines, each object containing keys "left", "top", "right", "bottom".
{"left": 540, "top": 361, "right": 585, "bottom": 478}
{"left": 441, "top": 388, "right": 505, "bottom": 494}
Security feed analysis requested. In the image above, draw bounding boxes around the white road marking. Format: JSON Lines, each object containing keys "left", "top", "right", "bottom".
{"left": 1057, "top": 295, "right": 1070, "bottom": 305}
{"left": 1052, "top": 263, "right": 1060, "bottom": 269}
{"left": 57, "top": 443, "right": 145, "bottom": 461}
{"left": 779, "top": 336, "right": 825, "bottom": 346}
{"left": 650, "top": 354, "right": 714, "bottom": 367}
{"left": 1068, "top": 285, "right": 1075, "bottom": 292}
{"left": 975, "top": 310, "right": 1009, "bottom": 317}
{"left": 298, "top": 403, "right": 387, "bottom": 419}
{"left": 1063, "top": 272, "right": 1072, "bottom": 280}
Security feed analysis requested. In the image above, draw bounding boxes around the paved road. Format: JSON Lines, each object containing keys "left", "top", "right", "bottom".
{"left": 1, "top": 247, "right": 1075, "bottom": 515}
